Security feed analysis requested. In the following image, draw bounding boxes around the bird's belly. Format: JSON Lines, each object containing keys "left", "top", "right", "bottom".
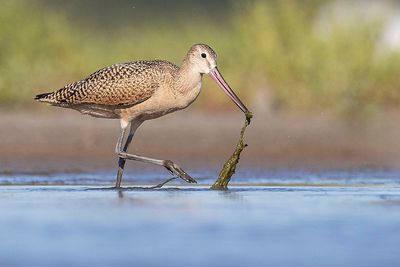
{"left": 117, "top": 85, "right": 201, "bottom": 122}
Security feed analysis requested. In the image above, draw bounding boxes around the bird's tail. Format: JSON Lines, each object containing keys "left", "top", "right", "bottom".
{"left": 34, "top": 92, "right": 58, "bottom": 103}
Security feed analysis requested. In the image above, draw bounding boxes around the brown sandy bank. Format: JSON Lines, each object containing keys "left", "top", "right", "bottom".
{"left": 0, "top": 108, "right": 399, "bottom": 173}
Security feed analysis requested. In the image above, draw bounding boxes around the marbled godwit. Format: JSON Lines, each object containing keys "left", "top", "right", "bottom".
{"left": 35, "top": 44, "right": 249, "bottom": 188}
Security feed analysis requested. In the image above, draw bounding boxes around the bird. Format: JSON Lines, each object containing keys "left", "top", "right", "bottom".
{"left": 35, "top": 44, "right": 249, "bottom": 188}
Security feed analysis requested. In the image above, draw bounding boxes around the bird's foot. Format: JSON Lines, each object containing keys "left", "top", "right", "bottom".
{"left": 164, "top": 160, "right": 197, "bottom": 183}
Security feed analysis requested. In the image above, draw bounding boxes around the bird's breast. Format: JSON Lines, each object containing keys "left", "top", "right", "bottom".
{"left": 174, "top": 81, "right": 202, "bottom": 109}
{"left": 117, "top": 81, "right": 202, "bottom": 122}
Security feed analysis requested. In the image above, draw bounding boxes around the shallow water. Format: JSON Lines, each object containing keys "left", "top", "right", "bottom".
{"left": 1, "top": 170, "right": 400, "bottom": 267}
{"left": 1, "top": 168, "right": 400, "bottom": 185}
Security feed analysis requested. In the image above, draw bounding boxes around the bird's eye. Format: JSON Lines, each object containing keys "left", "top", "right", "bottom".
{"left": 201, "top": 53, "right": 207, "bottom": 58}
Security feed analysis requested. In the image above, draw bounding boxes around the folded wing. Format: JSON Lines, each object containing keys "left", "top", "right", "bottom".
{"left": 37, "top": 61, "right": 165, "bottom": 107}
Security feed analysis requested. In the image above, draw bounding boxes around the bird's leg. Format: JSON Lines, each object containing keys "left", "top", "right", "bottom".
{"left": 115, "top": 126, "right": 128, "bottom": 188}
{"left": 114, "top": 120, "right": 196, "bottom": 184}
{"left": 115, "top": 121, "right": 142, "bottom": 188}
{"left": 116, "top": 151, "right": 197, "bottom": 184}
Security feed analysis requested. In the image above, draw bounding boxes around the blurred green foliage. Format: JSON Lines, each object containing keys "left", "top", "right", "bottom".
{"left": 0, "top": 0, "right": 399, "bottom": 115}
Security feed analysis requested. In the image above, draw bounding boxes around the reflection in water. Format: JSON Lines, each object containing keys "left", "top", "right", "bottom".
{"left": 115, "top": 189, "right": 153, "bottom": 206}
{"left": 218, "top": 190, "right": 244, "bottom": 201}
{"left": 0, "top": 185, "right": 400, "bottom": 267}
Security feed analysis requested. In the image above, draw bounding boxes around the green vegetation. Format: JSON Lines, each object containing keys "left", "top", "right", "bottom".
{"left": 211, "top": 112, "right": 252, "bottom": 190}
{"left": 1, "top": 0, "right": 399, "bottom": 115}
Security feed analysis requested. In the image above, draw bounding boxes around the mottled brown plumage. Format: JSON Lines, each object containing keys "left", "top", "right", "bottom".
{"left": 35, "top": 44, "right": 249, "bottom": 188}
{"left": 36, "top": 60, "right": 180, "bottom": 116}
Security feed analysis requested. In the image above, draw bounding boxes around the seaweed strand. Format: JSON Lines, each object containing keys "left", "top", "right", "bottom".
{"left": 210, "top": 112, "right": 253, "bottom": 190}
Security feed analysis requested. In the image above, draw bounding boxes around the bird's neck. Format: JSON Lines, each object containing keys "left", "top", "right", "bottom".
{"left": 175, "top": 60, "right": 202, "bottom": 94}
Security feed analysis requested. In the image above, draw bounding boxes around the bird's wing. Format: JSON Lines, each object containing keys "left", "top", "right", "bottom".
{"left": 51, "top": 61, "right": 167, "bottom": 107}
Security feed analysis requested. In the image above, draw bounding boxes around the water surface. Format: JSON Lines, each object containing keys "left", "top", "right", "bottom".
{"left": 1, "top": 168, "right": 399, "bottom": 185}
{"left": 1, "top": 170, "right": 399, "bottom": 267}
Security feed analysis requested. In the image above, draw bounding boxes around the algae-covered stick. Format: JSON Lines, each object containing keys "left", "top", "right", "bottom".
{"left": 211, "top": 112, "right": 253, "bottom": 190}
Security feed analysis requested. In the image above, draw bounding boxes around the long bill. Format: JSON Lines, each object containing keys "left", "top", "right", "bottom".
{"left": 209, "top": 67, "right": 249, "bottom": 114}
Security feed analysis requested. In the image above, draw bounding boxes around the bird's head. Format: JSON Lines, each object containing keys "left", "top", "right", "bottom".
{"left": 185, "top": 44, "right": 249, "bottom": 114}
{"left": 186, "top": 44, "right": 217, "bottom": 74}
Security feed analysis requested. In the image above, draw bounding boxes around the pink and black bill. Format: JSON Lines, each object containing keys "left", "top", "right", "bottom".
{"left": 209, "top": 67, "right": 249, "bottom": 114}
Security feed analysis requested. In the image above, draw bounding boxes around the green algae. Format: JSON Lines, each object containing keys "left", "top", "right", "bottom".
{"left": 210, "top": 112, "right": 253, "bottom": 190}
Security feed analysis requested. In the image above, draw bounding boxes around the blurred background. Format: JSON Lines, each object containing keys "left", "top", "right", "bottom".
{"left": 2, "top": 3, "right": 400, "bottom": 266}
{"left": 1, "top": 0, "right": 400, "bottom": 174}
